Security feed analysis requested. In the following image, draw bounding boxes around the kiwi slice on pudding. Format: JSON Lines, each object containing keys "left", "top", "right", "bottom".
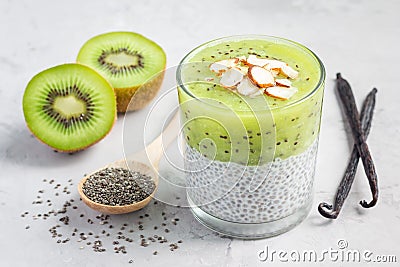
{"left": 77, "top": 32, "right": 166, "bottom": 112}
{"left": 23, "top": 63, "right": 116, "bottom": 152}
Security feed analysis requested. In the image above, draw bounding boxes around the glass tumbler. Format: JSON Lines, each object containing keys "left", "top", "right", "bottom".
{"left": 176, "top": 35, "right": 325, "bottom": 238}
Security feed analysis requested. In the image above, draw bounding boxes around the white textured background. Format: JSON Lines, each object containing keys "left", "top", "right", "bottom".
{"left": 0, "top": 0, "right": 399, "bottom": 266}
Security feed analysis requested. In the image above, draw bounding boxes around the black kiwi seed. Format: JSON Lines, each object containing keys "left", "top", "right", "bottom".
{"left": 98, "top": 48, "right": 144, "bottom": 75}
{"left": 42, "top": 85, "right": 93, "bottom": 129}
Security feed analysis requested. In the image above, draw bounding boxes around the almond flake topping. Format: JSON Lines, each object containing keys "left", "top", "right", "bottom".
{"left": 219, "top": 68, "right": 244, "bottom": 89}
{"left": 246, "top": 55, "right": 272, "bottom": 67}
{"left": 265, "top": 86, "right": 298, "bottom": 100}
{"left": 237, "top": 77, "right": 260, "bottom": 96}
{"left": 209, "top": 58, "right": 239, "bottom": 76}
{"left": 248, "top": 66, "right": 275, "bottom": 88}
{"left": 275, "top": 78, "right": 292, "bottom": 88}
{"left": 280, "top": 64, "right": 299, "bottom": 79}
{"left": 208, "top": 55, "right": 300, "bottom": 100}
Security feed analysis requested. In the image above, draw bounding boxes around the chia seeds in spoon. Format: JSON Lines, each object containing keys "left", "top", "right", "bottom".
{"left": 82, "top": 167, "right": 155, "bottom": 206}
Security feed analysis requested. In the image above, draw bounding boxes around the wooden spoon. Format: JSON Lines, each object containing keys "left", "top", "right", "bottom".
{"left": 78, "top": 111, "right": 179, "bottom": 214}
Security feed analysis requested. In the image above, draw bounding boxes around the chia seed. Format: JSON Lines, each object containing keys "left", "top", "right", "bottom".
{"left": 82, "top": 168, "right": 155, "bottom": 206}
{"left": 22, "top": 177, "right": 184, "bottom": 258}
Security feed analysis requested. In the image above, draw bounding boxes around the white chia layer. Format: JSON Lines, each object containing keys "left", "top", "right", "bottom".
{"left": 185, "top": 140, "right": 318, "bottom": 223}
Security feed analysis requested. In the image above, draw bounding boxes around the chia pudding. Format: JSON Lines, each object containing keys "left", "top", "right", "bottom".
{"left": 177, "top": 35, "right": 325, "bottom": 238}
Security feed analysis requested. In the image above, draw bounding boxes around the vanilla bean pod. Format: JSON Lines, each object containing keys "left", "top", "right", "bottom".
{"left": 335, "top": 73, "right": 378, "bottom": 208}
{"left": 319, "top": 88, "right": 377, "bottom": 218}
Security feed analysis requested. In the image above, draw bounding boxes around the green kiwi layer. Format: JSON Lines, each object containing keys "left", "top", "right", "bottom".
{"left": 23, "top": 63, "right": 116, "bottom": 152}
{"left": 178, "top": 36, "right": 325, "bottom": 164}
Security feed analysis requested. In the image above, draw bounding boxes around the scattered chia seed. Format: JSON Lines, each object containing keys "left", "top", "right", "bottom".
{"left": 21, "top": 177, "right": 185, "bottom": 257}
{"left": 82, "top": 168, "right": 155, "bottom": 206}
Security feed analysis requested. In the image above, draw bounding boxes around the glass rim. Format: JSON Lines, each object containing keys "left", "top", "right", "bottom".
{"left": 176, "top": 34, "right": 326, "bottom": 111}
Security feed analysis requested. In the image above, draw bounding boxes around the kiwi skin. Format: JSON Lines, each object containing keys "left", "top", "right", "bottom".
{"left": 117, "top": 69, "right": 165, "bottom": 112}
{"left": 23, "top": 63, "right": 117, "bottom": 153}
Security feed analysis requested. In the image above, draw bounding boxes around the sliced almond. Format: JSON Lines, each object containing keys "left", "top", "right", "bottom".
{"left": 205, "top": 77, "right": 214, "bottom": 82}
{"left": 246, "top": 55, "right": 271, "bottom": 67}
{"left": 280, "top": 65, "right": 299, "bottom": 79}
{"left": 220, "top": 67, "right": 244, "bottom": 89}
{"left": 248, "top": 66, "right": 275, "bottom": 88}
{"left": 209, "top": 58, "right": 239, "bottom": 76}
{"left": 264, "top": 62, "right": 284, "bottom": 78}
{"left": 264, "top": 86, "right": 298, "bottom": 100}
{"left": 209, "top": 63, "right": 228, "bottom": 76}
{"left": 269, "top": 68, "right": 280, "bottom": 77}
{"left": 237, "top": 77, "right": 260, "bottom": 96}
{"left": 264, "top": 60, "right": 286, "bottom": 70}
{"left": 275, "top": 78, "right": 292, "bottom": 88}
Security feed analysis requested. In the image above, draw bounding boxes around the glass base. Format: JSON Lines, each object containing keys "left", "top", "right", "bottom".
{"left": 187, "top": 195, "right": 313, "bottom": 239}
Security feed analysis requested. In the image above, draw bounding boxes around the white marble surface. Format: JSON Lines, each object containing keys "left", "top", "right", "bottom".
{"left": 1, "top": 0, "right": 399, "bottom": 266}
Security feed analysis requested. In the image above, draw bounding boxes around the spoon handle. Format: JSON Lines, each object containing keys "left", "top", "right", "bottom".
{"left": 132, "top": 111, "right": 180, "bottom": 167}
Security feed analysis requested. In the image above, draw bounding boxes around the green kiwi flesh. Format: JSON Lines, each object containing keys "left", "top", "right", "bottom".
{"left": 76, "top": 31, "right": 166, "bottom": 112}
{"left": 23, "top": 63, "right": 116, "bottom": 152}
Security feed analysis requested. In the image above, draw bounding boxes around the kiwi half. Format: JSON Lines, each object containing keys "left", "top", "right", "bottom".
{"left": 23, "top": 63, "right": 116, "bottom": 152}
{"left": 77, "top": 32, "right": 166, "bottom": 112}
